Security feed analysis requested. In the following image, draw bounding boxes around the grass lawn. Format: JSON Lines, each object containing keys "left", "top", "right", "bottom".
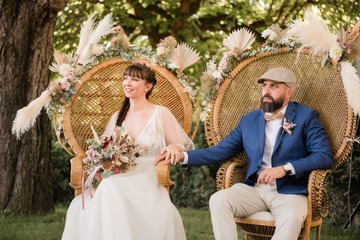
{"left": 0, "top": 206, "right": 358, "bottom": 239}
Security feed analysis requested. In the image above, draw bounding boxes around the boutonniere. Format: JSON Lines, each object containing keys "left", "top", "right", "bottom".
{"left": 282, "top": 118, "right": 297, "bottom": 135}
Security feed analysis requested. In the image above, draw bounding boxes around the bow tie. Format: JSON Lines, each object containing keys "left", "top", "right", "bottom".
{"left": 264, "top": 112, "right": 284, "bottom": 122}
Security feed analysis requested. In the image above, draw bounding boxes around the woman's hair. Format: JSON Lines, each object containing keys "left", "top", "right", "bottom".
{"left": 116, "top": 63, "right": 157, "bottom": 126}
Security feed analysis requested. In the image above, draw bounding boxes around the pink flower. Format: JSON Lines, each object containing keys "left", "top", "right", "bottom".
{"left": 94, "top": 172, "right": 102, "bottom": 183}
{"left": 113, "top": 167, "right": 120, "bottom": 174}
{"left": 59, "top": 80, "right": 71, "bottom": 91}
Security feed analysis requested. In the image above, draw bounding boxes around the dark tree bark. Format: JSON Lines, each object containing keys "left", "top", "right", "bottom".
{"left": 0, "top": 0, "right": 68, "bottom": 214}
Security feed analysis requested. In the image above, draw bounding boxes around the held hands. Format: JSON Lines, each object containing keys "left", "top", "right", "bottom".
{"left": 257, "top": 166, "right": 286, "bottom": 186}
{"left": 154, "top": 144, "right": 185, "bottom": 166}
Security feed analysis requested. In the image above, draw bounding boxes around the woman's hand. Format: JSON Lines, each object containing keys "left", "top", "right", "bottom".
{"left": 154, "top": 144, "right": 185, "bottom": 165}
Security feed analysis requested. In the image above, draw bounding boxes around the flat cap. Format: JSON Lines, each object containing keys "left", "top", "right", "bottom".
{"left": 257, "top": 67, "right": 297, "bottom": 90}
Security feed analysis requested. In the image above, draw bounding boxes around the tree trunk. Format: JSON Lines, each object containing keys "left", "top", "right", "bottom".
{"left": 0, "top": 0, "right": 68, "bottom": 214}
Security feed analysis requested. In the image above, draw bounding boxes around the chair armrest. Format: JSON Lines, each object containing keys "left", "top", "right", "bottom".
{"left": 156, "top": 160, "right": 174, "bottom": 192}
{"left": 307, "top": 169, "right": 331, "bottom": 218}
{"left": 216, "top": 156, "right": 247, "bottom": 190}
{"left": 302, "top": 169, "right": 330, "bottom": 238}
{"left": 70, "top": 153, "right": 86, "bottom": 197}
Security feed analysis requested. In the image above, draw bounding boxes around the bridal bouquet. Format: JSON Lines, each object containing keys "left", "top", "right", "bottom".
{"left": 82, "top": 126, "right": 141, "bottom": 188}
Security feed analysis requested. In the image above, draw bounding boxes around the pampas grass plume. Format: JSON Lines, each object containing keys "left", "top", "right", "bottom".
{"left": 340, "top": 62, "right": 360, "bottom": 116}
{"left": 289, "top": 9, "right": 337, "bottom": 57}
{"left": 12, "top": 90, "right": 52, "bottom": 139}
{"left": 77, "top": 13, "right": 114, "bottom": 67}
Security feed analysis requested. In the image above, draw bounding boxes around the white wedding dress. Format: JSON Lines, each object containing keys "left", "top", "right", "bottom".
{"left": 62, "top": 106, "right": 194, "bottom": 240}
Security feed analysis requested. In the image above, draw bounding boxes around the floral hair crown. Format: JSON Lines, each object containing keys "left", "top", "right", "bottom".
{"left": 12, "top": 13, "right": 201, "bottom": 139}
{"left": 200, "top": 8, "right": 360, "bottom": 120}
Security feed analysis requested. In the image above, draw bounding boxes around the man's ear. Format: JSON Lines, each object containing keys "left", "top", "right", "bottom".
{"left": 286, "top": 87, "right": 293, "bottom": 99}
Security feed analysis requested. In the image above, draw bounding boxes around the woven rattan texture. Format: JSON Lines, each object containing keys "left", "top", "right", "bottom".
{"left": 207, "top": 50, "right": 356, "bottom": 170}
{"left": 238, "top": 224, "right": 305, "bottom": 240}
{"left": 70, "top": 60, "right": 188, "bottom": 151}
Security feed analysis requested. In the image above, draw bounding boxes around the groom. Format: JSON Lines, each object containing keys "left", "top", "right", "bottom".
{"left": 156, "top": 67, "right": 333, "bottom": 240}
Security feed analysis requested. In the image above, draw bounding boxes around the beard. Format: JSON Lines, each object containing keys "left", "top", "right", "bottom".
{"left": 260, "top": 94, "right": 284, "bottom": 113}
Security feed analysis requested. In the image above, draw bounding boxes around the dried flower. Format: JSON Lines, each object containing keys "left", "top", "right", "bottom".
{"left": 90, "top": 44, "right": 104, "bottom": 56}
{"left": 329, "top": 46, "right": 343, "bottom": 62}
{"left": 83, "top": 126, "right": 143, "bottom": 188}
{"left": 156, "top": 46, "right": 167, "bottom": 56}
{"left": 282, "top": 118, "right": 297, "bottom": 135}
{"left": 262, "top": 29, "right": 278, "bottom": 41}
{"left": 59, "top": 63, "right": 73, "bottom": 76}
{"left": 161, "top": 36, "right": 177, "bottom": 48}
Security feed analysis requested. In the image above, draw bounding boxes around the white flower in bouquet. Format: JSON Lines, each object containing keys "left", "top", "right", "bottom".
{"left": 206, "top": 56, "right": 218, "bottom": 73}
{"left": 119, "top": 155, "right": 130, "bottom": 163}
{"left": 168, "top": 62, "right": 179, "bottom": 70}
{"left": 212, "top": 70, "right": 222, "bottom": 80}
{"left": 329, "top": 46, "right": 343, "bottom": 62}
{"left": 262, "top": 29, "right": 278, "bottom": 41}
{"left": 156, "top": 46, "right": 167, "bottom": 56}
{"left": 59, "top": 63, "right": 73, "bottom": 77}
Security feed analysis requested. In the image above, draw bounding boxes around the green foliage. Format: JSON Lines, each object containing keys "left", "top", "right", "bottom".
{"left": 169, "top": 121, "right": 219, "bottom": 208}
{"left": 327, "top": 119, "right": 360, "bottom": 226}
{"left": 54, "top": 0, "right": 360, "bottom": 94}
{"left": 170, "top": 164, "right": 218, "bottom": 208}
{"left": 51, "top": 131, "right": 74, "bottom": 205}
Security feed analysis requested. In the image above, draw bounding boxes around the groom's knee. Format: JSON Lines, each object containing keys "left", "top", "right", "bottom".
{"left": 209, "top": 190, "right": 230, "bottom": 212}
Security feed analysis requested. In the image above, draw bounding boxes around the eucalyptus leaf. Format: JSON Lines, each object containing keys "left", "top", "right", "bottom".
{"left": 101, "top": 170, "right": 113, "bottom": 179}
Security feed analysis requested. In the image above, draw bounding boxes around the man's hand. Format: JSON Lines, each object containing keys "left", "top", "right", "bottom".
{"left": 154, "top": 144, "right": 185, "bottom": 166}
{"left": 257, "top": 166, "right": 286, "bottom": 186}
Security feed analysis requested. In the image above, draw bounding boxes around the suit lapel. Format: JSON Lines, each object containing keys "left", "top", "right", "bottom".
{"left": 258, "top": 111, "right": 266, "bottom": 156}
{"left": 273, "top": 102, "right": 296, "bottom": 154}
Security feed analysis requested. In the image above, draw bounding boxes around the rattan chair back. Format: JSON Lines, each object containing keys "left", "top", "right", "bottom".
{"left": 205, "top": 49, "right": 357, "bottom": 170}
{"left": 59, "top": 58, "right": 195, "bottom": 195}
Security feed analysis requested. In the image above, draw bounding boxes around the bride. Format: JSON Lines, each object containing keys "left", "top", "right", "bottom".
{"left": 62, "top": 63, "right": 194, "bottom": 240}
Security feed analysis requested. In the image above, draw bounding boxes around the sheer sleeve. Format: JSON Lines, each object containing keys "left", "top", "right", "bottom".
{"left": 102, "top": 111, "right": 119, "bottom": 137}
{"left": 158, "top": 106, "right": 195, "bottom": 151}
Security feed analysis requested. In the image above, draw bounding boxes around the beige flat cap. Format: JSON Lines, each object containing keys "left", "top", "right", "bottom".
{"left": 257, "top": 67, "right": 297, "bottom": 89}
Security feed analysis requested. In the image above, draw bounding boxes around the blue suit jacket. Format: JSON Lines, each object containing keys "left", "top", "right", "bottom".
{"left": 187, "top": 101, "right": 333, "bottom": 195}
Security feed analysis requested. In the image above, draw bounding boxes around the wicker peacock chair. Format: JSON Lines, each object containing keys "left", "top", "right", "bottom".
{"left": 55, "top": 57, "right": 198, "bottom": 196}
{"left": 204, "top": 49, "right": 357, "bottom": 240}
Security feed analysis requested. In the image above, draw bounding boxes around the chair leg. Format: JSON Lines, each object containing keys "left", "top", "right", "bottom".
{"left": 316, "top": 225, "right": 321, "bottom": 240}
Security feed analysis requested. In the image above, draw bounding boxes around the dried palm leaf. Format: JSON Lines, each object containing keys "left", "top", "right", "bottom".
{"left": 223, "top": 28, "right": 256, "bottom": 55}
{"left": 170, "top": 43, "right": 201, "bottom": 72}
